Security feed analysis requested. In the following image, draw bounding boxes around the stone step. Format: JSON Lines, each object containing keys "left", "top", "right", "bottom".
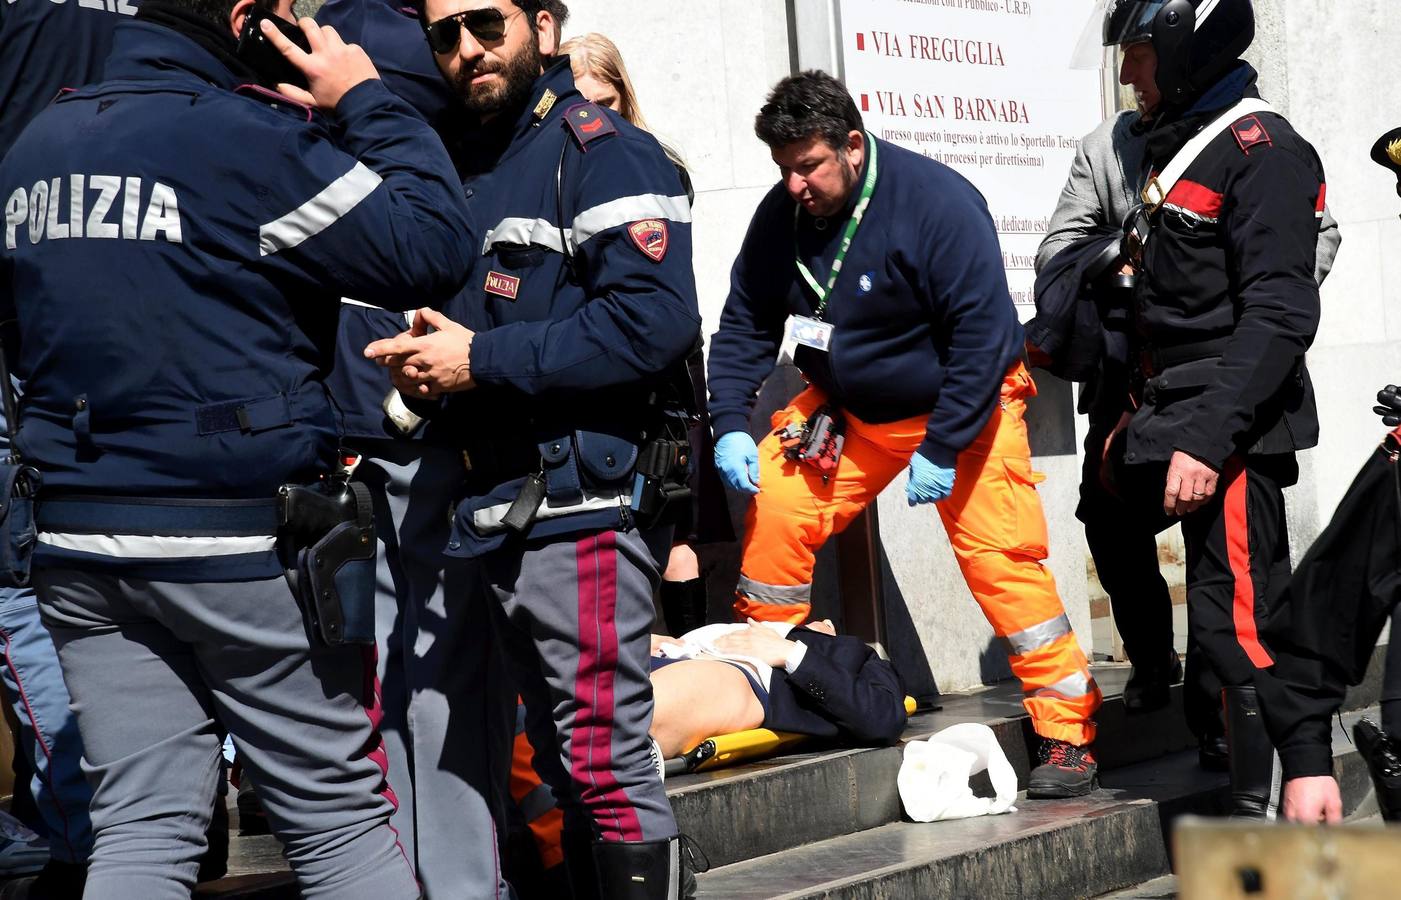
{"left": 192, "top": 645, "right": 1392, "bottom": 897}
{"left": 692, "top": 708, "right": 1377, "bottom": 900}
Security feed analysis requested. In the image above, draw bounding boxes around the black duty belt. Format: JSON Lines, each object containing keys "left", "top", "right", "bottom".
{"left": 36, "top": 495, "right": 281, "bottom": 536}
{"left": 460, "top": 437, "right": 541, "bottom": 486}
{"left": 1138, "top": 336, "right": 1232, "bottom": 379}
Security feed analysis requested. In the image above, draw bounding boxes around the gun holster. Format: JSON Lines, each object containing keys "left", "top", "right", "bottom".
{"left": 278, "top": 479, "right": 375, "bottom": 646}
{"left": 0, "top": 462, "right": 40, "bottom": 588}
{"left": 630, "top": 427, "right": 693, "bottom": 528}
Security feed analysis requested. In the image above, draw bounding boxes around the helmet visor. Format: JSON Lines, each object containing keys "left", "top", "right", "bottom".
{"left": 1070, "top": 0, "right": 1114, "bottom": 69}
{"left": 1103, "top": 0, "right": 1170, "bottom": 46}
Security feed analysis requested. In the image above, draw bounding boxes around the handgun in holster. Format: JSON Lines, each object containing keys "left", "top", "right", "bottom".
{"left": 777, "top": 405, "right": 845, "bottom": 483}
{"left": 630, "top": 428, "right": 693, "bottom": 527}
{"left": 278, "top": 452, "right": 376, "bottom": 646}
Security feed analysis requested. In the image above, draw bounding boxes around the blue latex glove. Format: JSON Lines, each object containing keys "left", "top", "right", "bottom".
{"left": 715, "top": 432, "right": 761, "bottom": 495}
{"left": 906, "top": 452, "right": 956, "bottom": 506}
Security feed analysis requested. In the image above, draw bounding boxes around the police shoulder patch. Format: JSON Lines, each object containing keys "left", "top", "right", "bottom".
{"left": 1231, "top": 114, "right": 1272, "bottom": 154}
{"left": 628, "top": 219, "right": 669, "bottom": 263}
{"left": 563, "top": 102, "right": 617, "bottom": 151}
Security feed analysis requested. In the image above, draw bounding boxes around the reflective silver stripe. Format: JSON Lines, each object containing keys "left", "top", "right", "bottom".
{"left": 736, "top": 575, "right": 811, "bottom": 606}
{"left": 1031, "top": 671, "right": 1097, "bottom": 701}
{"left": 516, "top": 782, "right": 556, "bottom": 823}
{"left": 666, "top": 837, "right": 681, "bottom": 900}
{"left": 480, "top": 192, "right": 691, "bottom": 256}
{"left": 571, "top": 193, "right": 692, "bottom": 247}
{"left": 340, "top": 296, "right": 413, "bottom": 327}
{"left": 37, "top": 532, "right": 276, "bottom": 558}
{"left": 259, "top": 162, "right": 383, "bottom": 257}
{"left": 481, "top": 217, "right": 569, "bottom": 256}
{"left": 999, "top": 614, "right": 1072, "bottom": 657}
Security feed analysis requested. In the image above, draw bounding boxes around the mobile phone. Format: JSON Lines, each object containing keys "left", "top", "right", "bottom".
{"left": 236, "top": 6, "right": 312, "bottom": 91}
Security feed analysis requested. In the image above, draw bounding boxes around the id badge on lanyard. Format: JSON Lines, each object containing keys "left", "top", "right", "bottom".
{"left": 780, "top": 133, "right": 879, "bottom": 364}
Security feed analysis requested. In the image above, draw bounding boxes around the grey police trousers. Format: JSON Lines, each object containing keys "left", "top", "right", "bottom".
{"left": 478, "top": 526, "right": 677, "bottom": 845}
{"left": 356, "top": 440, "right": 513, "bottom": 900}
{"left": 35, "top": 568, "right": 420, "bottom": 900}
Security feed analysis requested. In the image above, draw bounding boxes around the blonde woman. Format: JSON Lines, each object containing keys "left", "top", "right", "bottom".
{"left": 562, "top": 33, "right": 728, "bottom": 631}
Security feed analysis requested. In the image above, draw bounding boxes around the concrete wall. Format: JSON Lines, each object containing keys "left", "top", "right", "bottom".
{"left": 1251, "top": 0, "right": 1401, "bottom": 527}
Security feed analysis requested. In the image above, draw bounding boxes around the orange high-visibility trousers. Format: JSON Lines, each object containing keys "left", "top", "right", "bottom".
{"left": 735, "top": 363, "right": 1100, "bottom": 745}
{"left": 510, "top": 704, "right": 565, "bottom": 871}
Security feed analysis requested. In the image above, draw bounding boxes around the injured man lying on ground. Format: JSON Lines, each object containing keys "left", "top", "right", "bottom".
{"left": 648, "top": 620, "right": 909, "bottom": 758}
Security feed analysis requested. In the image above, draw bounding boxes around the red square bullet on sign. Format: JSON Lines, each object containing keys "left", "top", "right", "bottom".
{"left": 860, "top": 93, "right": 869, "bottom": 111}
{"left": 856, "top": 33, "right": 865, "bottom": 51}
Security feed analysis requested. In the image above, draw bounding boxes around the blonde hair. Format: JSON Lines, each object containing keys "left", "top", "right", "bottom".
{"left": 560, "top": 33, "right": 650, "bottom": 132}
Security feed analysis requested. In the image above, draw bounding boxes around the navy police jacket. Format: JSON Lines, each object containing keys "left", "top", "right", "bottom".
{"left": 707, "top": 138, "right": 1023, "bottom": 468}
{"left": 0, "top": 0, "right": 139, "bottom": 160}
{"left": 0, "top": 22, "right": 474, "bottom": 579}
{"left": 442, "top": 61, "right": 700, "bottom": 557}
{"left": 316, "top": 0, "right": 470, "bottom": 442}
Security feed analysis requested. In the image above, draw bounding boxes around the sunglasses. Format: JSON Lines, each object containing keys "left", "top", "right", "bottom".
{"left": 424, "top": 7, "right": 523, "bottom": 54}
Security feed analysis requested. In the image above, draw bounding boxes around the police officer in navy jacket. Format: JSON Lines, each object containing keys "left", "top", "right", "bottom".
{"left": 0, "top": 0, "right": 144, "bottom": 891}
{"left": 310, "top": 0, "right": 515, "bottom": 894}
{"left": 0, "top": 0, "right": 475, "bottom": 893}
{"left": 366, "top": 2, "right": 699, "bottom": 895}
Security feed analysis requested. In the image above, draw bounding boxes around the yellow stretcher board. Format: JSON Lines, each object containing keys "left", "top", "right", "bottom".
{"left": 673, "top": 696, "right": 919, "bottom": 774}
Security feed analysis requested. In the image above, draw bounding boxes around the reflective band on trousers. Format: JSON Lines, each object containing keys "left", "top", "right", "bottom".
{"left": 517, "top": 782, "right": 557, "bottom": 823}
{"left": 1032, "top": 671, "right": 1096, "bottom": 701}
{"left": 736, "top": 575, "right": 811, "bottom": 606}
{"left": 999, "top": 613, "right": 1072, "bottom": 657}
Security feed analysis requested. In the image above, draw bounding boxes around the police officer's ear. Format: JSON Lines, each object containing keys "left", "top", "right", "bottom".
{"left": 228, "top": 0, "right": 295, "bottom": 42}
{"left": 534, "top": 8, "right": 559, "bottom": 58}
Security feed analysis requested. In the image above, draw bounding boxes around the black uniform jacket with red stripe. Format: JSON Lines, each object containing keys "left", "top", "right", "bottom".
{"left": 1126, "top": 64, "right": 1325, "bottom": 471}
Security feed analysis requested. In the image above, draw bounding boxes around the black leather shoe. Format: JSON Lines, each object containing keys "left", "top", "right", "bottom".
{"left": 1354, "top": 717, "right": 1401, "bottom": 822}
{"left": 1123, "top": 650, "right": 1183, "bottom": 715}
{"left": 1198, "top": 734, "right": 1230, "bottom": 772}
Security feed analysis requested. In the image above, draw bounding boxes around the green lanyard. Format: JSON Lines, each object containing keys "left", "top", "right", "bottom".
{"left": 794, "top": 132, "right": 879, "bottom": 320}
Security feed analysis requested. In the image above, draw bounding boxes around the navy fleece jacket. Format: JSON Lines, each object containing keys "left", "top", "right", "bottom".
{"left": 707, "top": 137, "right": 1023, "bottom": 467}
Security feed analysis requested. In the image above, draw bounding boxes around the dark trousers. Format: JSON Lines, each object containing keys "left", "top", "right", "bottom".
{"left": 1080, "top": 423, "right": 1222, "bottom": 735}
{"left": 1108, "top": 445, "right": 1296, "bottom": 693}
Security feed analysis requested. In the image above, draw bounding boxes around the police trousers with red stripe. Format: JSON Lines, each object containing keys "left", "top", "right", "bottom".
{"left": 1114, "top": 451, "right": 1297, "bottom": 688}
{"left": 476, "top": 528, "right": 677, "bottom": 846}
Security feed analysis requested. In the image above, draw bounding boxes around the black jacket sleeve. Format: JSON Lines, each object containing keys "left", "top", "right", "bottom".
{"left": 1257, "top": 440, "right": 1401, "bottom": 778}
{"left": 786, "top": 632, "right": 908, "bottom": 745}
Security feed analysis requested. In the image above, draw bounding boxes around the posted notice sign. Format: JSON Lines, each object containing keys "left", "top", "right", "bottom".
{"left": 838, "top": 0, "right": 1105, "bottom": 317}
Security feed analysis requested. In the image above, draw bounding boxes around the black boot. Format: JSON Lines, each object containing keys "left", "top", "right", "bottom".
{"left": 660, "top": 577, "right": 707, "bottom": 638}
{"left": 198, "top": 788, "right": 230, "bottom": 883}
{"left": 1123, "top": 649, "right": 1182, "bottom": 715}
{"left": 1223, "top": 685, "right": 1279, "bottom": 819}
{"left": 593, "top": 838, "right": 682, "bottom": 900}
{"left": 561, "top": 828, "right": 601, "bottom": 900}
{"left": 1353, "top": 717, "right": 1401, "bottom": 822}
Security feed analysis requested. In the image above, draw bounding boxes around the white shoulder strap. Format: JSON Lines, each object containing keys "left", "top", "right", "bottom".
{"left": 1142, "top": 98, "right": 1275, "bottom": 210}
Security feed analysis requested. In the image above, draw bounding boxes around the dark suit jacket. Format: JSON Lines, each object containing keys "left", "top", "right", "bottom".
{"left": 762, "top": 629, "right": 907, "bottom": 746}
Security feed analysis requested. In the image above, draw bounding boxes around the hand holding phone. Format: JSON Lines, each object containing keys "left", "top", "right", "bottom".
{"left": 253, "top": 14, "right": 380, "bottom": 111}
{"left": 236, "top": 7, "right": 311, "bottom": 91}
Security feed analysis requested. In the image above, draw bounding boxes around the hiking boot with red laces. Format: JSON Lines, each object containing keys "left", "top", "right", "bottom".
{"left": 1027, "top": 739, "right": 1099, "bottom": 799}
